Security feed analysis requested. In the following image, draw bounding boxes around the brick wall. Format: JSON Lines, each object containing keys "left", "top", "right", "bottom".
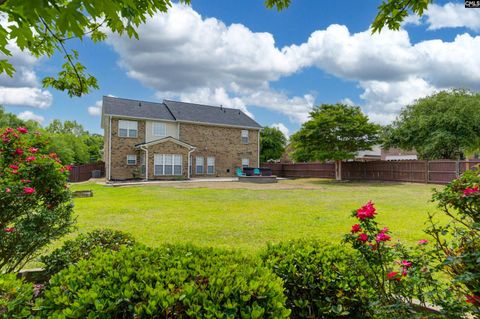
{"left": 179, "top": 123, "right": 260, "bottom": 177}
{"left": 109, "top": 118, "right": 145, "bottom": 180}
{"left": 146, "top": 141, "right": 190, "bottom": 180}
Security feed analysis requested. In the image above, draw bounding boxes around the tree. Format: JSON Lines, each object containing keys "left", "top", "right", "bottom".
{"left": 0, "top": 127, "right": 74, "bottom": 272}
{"left": 1, "top": 0, "right": 431, "bottom": 97}
{"left": 383, "top": 90, "right": 480, "bottom": 160}
{"left": 260, "top": 127, "right": 287, "bottom": 162}
{"left": 290, "top": 104, "right": 380, "bottom": 180}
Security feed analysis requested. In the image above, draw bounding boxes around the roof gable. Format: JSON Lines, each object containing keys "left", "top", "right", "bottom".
{"left": 102, "top": 96, "right": 262, "bottom": 129}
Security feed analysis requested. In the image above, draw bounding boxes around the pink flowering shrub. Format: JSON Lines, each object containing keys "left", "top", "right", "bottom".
{"left": 344, "top": 201, "right": 447, "bottom": 317}
{"left": 427, "top": 169, "right": 480, "bottom": 317}
{"left": 0, "top": 127, "right": 74, "bottom": 273}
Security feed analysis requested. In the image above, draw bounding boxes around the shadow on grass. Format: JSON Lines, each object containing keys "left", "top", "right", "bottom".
{"left": 295, "top": 178, "right": 407, "bottom": 188}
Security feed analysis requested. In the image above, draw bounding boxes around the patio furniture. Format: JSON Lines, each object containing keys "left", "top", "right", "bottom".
{"left": 243, "top": 167, "right": 255, "bottom": 176}
{"left": 236, "top": 167, "right": 246, "bottom": 177}
{"left": 253, "top": 168, "right": 261, "bottom": 175}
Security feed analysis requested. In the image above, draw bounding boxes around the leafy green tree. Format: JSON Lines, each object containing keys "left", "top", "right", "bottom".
{"left": 83, "top": 134, "right": 104, "bottom": 162}
{"left": 1, "top": 0, "right": 431, "bottom": 98}
{"left": 290, "top": 104, "right": 380, "bottom": 180}
{"left": 46, "top": 120, "right": 86, "bottom": 136}
{"left": 260, "top": 127, "right": 287, "bottom": 162}
{"left": 383, "top": 90, "right": 480, "bottom": 160}
{"left": 0, "top": 106, "right": 40, "bottom": 131}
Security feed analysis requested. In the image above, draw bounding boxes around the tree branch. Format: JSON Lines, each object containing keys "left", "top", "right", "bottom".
{"left": 40, "top": 17, "right": 84, "bottom": 94}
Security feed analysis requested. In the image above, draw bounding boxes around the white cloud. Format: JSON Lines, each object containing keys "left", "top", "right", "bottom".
{"left": 0, "top": 87, "right": 52, "bottom": 109}
{"left": 17, "top": 110, "right": 44, "bottom": 123}
{"left": 106, "top": 3, "right": 480, "bottom": 126}
{"left": 426, "top": 3, "right": 480, "bottom": 31}
{"left": 88, "top": 100, "right": 102, "bottom": 116}
{"left": 271, "top": 122, "right": 290, "bottom": 137}
{"left": 0, "top": 19, "right": 53, "bottom": 109}
{"left": 340, "top": 98, "right": 355, "bottom": 106}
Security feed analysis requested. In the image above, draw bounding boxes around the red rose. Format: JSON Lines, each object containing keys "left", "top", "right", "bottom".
{"left": 5, "top": 188, "right": 11, "bottom": 193}
{"left": 23, "top": 187, "right": 35, "bottom": 195}
{"left": 351, "top": 224, "right": 361, "bottom": 233}
{"left": 375, "top": 232, "right": 391, "bottom": 242}
{"left": 26, "top": 156, "right": 36, "bottom": 162}
{"left": 9, "top": 164, "right": 18, "bottom": 170}
{"left": 463, "top": 185, "right": 479, "bottom": 196}
{"left": 15, "top": 148, "right": 23, "bottom": 156}
{"left": 17, "top": 127, "right": 28, "bottom": 134}
{"left": 400, "top": 260, "right": 412, "bottom": 268}
{"left": 4, "top": 227, "right": 15, "bottom": 233}
{"left": 65, "top": 165, "right": 73, "bottom": 171}
{"left": 356, "top": 201, "right": 376, "bottom": 220}
{"left": 357, "top": 233, "right": 369, "bottom": 242}
{"left": 466, "top": 295, "right": 480, "bottom": 305}
{"left": 387, "top": 271, "right": 400, "bottom": 281}
{"left": 28, "top": 147, "right": 38, "bottom": 153}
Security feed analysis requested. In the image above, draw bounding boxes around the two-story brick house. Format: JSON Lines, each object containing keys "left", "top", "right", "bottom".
{"left": 101, "top": 96, "right": 262, "bottom": 181}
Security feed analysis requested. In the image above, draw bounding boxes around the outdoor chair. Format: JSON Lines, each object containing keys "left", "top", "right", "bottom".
{"left": 236, "top": 167, "right": 246, "bottom": 177}
{"left": 253, "top": 168, "right": 261, "bottom": 175}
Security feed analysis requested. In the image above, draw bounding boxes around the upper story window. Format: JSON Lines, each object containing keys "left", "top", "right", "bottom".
{"left": 118, "top": 120, "right": 138, "bottom": 138}
{"left": 153, "top": 122, "right": 166, "bottom": 138}
{"left": 241, "top": 130, "right": 249, "bottom": 144}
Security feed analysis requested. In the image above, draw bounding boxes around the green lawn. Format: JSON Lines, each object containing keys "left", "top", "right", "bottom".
{"left": 67, "top": 179, "right": 445, "bottom": 253}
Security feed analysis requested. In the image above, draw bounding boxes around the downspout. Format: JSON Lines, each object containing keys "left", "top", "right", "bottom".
{"left": 187, "top": 147, "right": 195, "bottom": 179}
{"left": 257, "top": 129, "right": 261, "bottom": 167}
{"left": 108, "top": 115, "right": 112, "bottom": 181}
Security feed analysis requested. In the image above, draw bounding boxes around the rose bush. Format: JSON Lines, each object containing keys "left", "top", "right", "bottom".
{"left": 0, "top": 127, "right": 74, "bottom": 273}
{"left": 427, "top": 169, "right": 480, "bottom": 318}
{"left": 344, "top": 201, "right": 448, "bottom": 318}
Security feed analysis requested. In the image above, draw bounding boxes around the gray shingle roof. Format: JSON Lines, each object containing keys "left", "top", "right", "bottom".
{"left": 102, "top": 96, "right": 262, "bottom": 129}
{"left": 102, "top": 96, "right": 175, "bottom": 121}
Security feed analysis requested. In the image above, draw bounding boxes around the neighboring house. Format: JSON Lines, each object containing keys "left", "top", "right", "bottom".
{"left": 381, "top": 147, "right": 418, "bottom": 161}
{"left": 355, "top": 145, "right": 382, "bottom": 161}
{"left": 101, "top": 96, "right": 262, "bottom": 181}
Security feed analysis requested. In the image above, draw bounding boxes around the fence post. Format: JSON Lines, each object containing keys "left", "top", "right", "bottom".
{"left": 425, "top": 161, "right": 429, "bottom": 183}
{"left": 455, "top": 160, "right": 460, "bottom": 178}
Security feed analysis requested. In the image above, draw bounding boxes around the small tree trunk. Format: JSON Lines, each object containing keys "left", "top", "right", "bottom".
{"left": 335, "top": 160, "right": 342, "bottom": 181}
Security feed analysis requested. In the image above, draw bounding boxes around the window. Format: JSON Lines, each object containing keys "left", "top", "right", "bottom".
{"left": 174, "top": 155, "right": 182, "bottom": 175}
{"left": 126, "top": 155, "right": 137, "bottom": 165}
{"left": 241, "top": 130, "right": 249, "bottom": 144}
{"left": 152, "top": 122, "right": 166, "bottom": 137}
{"left": 241, "top": 158, "right": 250, "bottom": 168}
{"left": 207, "top": 157, "right": 215, "bottom": 174}
{"left": 196, "top": 156, "right": 204, "bottom": 174}
{"left": 118, "top": 120, "right": 138, "bottom": 138}
{"left": 154, "top": 154, "right": 183, "bottom": 176}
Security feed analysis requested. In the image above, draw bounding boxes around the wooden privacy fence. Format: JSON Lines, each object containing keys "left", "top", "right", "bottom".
{"left": 68, "top": 162, "right": 105, "bottom": 183}
{"left": 262, "top": 160, "right": 480, "bottom": 184}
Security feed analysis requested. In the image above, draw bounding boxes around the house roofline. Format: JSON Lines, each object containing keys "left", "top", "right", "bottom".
{"left": 135, "top": 136, "right": 196, "bottom": 150}
{"left": 104, "top": 113, "right": 262, "bottom": 130}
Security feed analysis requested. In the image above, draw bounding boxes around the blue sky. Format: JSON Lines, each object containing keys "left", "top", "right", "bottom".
{"left": 2, "top": 0, "right": 479, "bottom": 136}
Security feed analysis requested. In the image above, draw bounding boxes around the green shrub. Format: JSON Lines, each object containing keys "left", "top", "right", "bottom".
{"left": 261, "top": 240, "right": 373, "bottom": 318}
{"left": 41, "top": 229, "right": 136, "bottom": 278}
{"left": 37, "top": 244, "right": 290, "bottom": 318}
{"left": 0, "top": 274, "right": 34, "bottom": 318}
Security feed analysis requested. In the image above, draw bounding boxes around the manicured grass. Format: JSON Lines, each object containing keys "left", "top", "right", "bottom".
{"left": 67, "top": 179, "right": 446, "bottom": 254}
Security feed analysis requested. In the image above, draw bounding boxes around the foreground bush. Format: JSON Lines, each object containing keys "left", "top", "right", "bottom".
{"left": 37, "top": 244, "right": 290, "bottom": 318}
{"left": 0, "top": 127, "right": 74, "bottom": 273}
{"left": 0, "top": 274, "right": 34, "bottom": 318}
{"left": 261, "top": 240, "right": 373, "bottom": 318}
{"left": 428, "top": 169, "right": 480, "bottom": 317}
{"left": 41, "top": 229, "right": 136, "bottom": 278}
